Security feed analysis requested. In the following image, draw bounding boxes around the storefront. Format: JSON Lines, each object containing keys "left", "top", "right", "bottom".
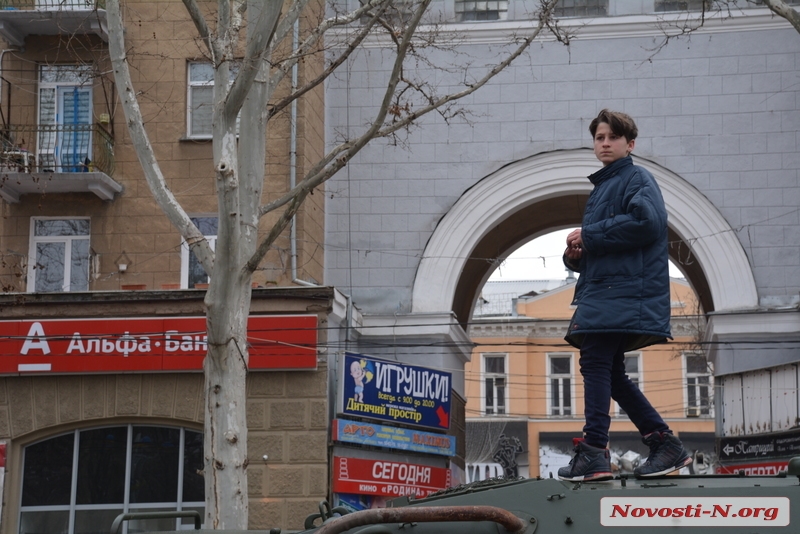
{"left": 0, "top": 287, "right": 345, "bottom": 533}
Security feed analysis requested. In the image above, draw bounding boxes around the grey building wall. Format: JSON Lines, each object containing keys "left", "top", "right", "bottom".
{"left": 325, "top": 12, "right": 800, "bottom": 314}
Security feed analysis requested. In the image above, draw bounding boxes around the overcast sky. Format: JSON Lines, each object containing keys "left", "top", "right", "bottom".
{"left": 489, "top": 228, "right": 684, "bottom": 281}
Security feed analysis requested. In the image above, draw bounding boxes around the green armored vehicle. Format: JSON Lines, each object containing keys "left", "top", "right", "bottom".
{"left": 116, "top": 458, "right": 800, "bottom": 534}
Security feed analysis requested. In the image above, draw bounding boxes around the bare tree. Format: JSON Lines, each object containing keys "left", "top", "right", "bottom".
{"left": 761, "top": 0, "right": 800, "bottom": 32}
{"left": 106, "top": 0, "right": 563, "bottom": 528}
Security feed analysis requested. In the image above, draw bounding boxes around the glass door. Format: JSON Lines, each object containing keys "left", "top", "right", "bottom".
{"left": 57, "top": 86, "right": 92, "bottom": 172}
{"left": 38, "top": 65, "right": 93, "bottom": 172}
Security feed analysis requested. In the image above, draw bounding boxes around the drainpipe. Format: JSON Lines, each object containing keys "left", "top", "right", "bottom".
{"left": 286, "top": 21, "right": 354, "bottom": 349}
{"left": 289, "top": 19, "right": 312, "bottom": 287}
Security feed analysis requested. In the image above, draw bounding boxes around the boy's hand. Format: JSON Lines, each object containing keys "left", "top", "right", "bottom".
{"left": 565, "top": 228, "right": 583, "bottom": 260}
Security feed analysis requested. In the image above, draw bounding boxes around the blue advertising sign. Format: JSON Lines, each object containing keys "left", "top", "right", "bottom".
{"left": 341, "top": 353, "right": 452, "bottom": 430}
{"left": 332, "top": 418, "right": 456, "bottom": 456}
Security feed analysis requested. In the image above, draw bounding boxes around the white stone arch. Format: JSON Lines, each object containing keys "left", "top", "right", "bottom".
{"left": 411, "top": 149, "right": 757, "bottom": 314}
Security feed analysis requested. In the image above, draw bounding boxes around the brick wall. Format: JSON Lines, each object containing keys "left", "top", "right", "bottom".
{"left": 0, "top": 368, "right": 329, "bottom": 532}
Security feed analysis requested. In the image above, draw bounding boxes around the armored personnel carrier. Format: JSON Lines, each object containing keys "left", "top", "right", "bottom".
{"left": 307, "top": 462, "right": 798, "bottom": 534}
{"left": 115, "top": 458, "right": 800, "bottom": 534}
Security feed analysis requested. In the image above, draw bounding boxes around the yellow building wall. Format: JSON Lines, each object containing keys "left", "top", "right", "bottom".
{"left": 467, "top": 279, "right": 714, "bottom": 478}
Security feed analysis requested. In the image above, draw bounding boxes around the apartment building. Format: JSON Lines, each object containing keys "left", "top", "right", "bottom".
{"left": 465, "top": 278, "right": 715, "bottom": 479}
{"left": 0, "top": 2, "right": 335, "bottom": 532}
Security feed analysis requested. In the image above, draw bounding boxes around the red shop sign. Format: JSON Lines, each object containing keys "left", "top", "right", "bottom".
{"left": 332, "top": 456, "right": 451, "bottom": 498}
{"left": 716, "top": 461, "right": 789, "bottom": 476}
{"left": 0, "top": 315, "right": 317, "bottom": 375}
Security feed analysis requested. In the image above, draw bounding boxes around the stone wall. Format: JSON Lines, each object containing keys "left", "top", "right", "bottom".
{"left": 0, "top": 368, "right": 329, "bottom": 532}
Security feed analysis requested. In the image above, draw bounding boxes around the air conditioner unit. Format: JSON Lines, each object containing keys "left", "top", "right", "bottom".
{"left": 687, "top": 407, "right": 701, "bottom": 418}
{"left": 0, "top": 150, "right": 35, "bottom": 173}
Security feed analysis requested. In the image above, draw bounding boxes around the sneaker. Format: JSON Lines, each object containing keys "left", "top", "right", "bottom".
{"left": 557, "top": 438, "right": 613, "bottom": 482}
{"left": 634, "top": 432, "right": 692, "bottom": 478}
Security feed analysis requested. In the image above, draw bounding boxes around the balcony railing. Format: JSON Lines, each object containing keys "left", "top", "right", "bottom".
{"left": 0, "top": 1, "right": 107, "bottom": 46}
{"left": 1, "top": 124, "right": 114, "bottom": 176}
{"left": 0, "top": 1, "right": 105, "bottom": 9}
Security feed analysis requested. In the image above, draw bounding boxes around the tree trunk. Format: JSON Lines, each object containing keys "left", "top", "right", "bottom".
{"left": 203, "top": 261, "right": 253, "bottom": 529}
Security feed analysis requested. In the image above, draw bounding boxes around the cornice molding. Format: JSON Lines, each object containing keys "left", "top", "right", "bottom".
{"left": 329, "top": 8, "right": 788, "bottom": 48}
{"left": 359, "top": 311, "right": 474, "bottom": 362}
{"left": 469, "top": 315, "right": 702, "bottom": 339}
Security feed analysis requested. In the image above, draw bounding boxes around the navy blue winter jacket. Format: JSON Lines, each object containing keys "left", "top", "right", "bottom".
{"left": 563, "top": 156, "right": 672, "bottom": 352}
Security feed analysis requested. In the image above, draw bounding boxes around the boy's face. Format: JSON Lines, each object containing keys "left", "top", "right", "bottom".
{"left": 593, "top": 122, "right": 635, "bottom": 166}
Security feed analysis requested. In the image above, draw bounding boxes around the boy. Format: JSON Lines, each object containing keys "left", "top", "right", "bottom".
{"left": 557, "top": 109, "right": 692, "bottom": 481}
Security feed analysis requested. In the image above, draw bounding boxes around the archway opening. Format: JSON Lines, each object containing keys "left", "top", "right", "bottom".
{"left": 451, "top": 194, "right": 714, "bottom": 328}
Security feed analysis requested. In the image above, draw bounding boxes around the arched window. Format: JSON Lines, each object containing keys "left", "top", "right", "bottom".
{"left": 19, "top": 425, "right": 204, "bottom": 534}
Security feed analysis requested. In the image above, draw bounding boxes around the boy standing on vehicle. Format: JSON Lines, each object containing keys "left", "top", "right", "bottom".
{"left": 557, "top": 109, "right": 692, "bottom": 482}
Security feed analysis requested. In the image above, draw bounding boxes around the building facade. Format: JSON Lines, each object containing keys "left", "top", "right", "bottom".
{"left": 326, "top": 0, "right": 800, "bottom": 476}
{"left": 0, "top": 3, "right": 467, "bottom": 531}
{"left": 0, "top": 2, "right": 339, "bottom": 532}
{"left": 2, "top": 0, "right": 800, "bottom": 531}
{"left": 465, "top": 278, "right": 715, "bottom": 479}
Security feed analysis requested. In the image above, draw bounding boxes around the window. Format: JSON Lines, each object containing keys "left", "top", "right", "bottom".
{"left": 654, "top": 0, "right": 711, "bottom": 11}
{"left": 19, "top": 425, "right": 204, "bottom": 534}
{"left": 39, "top": 64, "right": 93, "bottom": 173}
{"left": 686, "top": 353, "right": 713, "bottom": 417}
{"left": 455, "top": 0, "right": 508, "bottom": 22}
{"left": 180, "top": 217, "right": 218, "bottom": 289}
{"left": 28, "top": 218, "right": 90, "bottom": 292}
{"left": 548, "top": 354, "right": 572, "bottom": 416}
{"left": 361, "top": 0, "right": 418, "bottom": 24}
{"left": 482, "top": 353, "right": 507, "bottom": 415}
{"left": 554, "top": 0, "right": 607, "bottom": 18}
{"left": 615, "top": 353, "right": 641, "bottom": 417}
{"left": 657, "top": 0, "right": 798, "bottom": 12}
{"left": 187, "top": 62, "right": 239, "bottom": 138}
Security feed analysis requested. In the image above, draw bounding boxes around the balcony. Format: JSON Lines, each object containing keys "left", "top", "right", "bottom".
{"left": 0, "top": 123, "right": 122, "bottom": 203}
{"left": 0, "top": 1, "right": 107, "bottom": 47}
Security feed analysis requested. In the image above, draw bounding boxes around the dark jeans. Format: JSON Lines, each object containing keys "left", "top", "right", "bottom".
{"left": 580, "top": 332, "right": 670, "bottom": 448}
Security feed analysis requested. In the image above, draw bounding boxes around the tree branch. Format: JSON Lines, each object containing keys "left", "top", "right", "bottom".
{"left": 246, "top": 194, "right": 305, "bottom": 272}
{"left": 267, "top": 0, "right": 313, "bottom": 60}
{"left": 182, "top": 0, "right": 219, "bottom": 60}
{"left": 762, "top": 0, "right": 800, "bottom": 34}
{"left": 107, "top": 0, "right": 214, "bottom": 274}
{"left": 259, "top": 0, "right": 561, "bottom": 219}
{"left": 225, "top": 1, "right": 282, "bottom": 121}
{"left": 267, "top": 0, "right": 391, "bottom": 97}
{"left": 251, "top": 0, "right": 432, "bottom": 264}
{"left": 268, "top": 2, "right": 388, "bottom": 119}
{"left": 376, "top": 0, "right": 560, "bottom": 139}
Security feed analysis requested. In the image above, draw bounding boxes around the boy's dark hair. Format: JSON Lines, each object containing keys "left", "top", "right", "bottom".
{"left": 589, "top": 109, "right": 638, "bottom": 141}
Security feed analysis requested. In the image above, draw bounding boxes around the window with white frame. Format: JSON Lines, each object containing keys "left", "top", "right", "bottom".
{"left": 187, "top": 62, "right": 239, "bottom": 138}
{"left": 548, "top": 353, "right": 572, "bottom": 416}
{"left": 455, "top": 0, "right": 508, "bottom": 22}
{"left": 28, "top": 218, "right": 90, "bottom": 292}
{"left": 180, "top": 217, "right": 218, "bottom": 289}
{"left": 482, "top": 353, "right": 507, "bottom": 415}
{"left": 615, "top": 352, "right": 641, "bottom": 417}
{"left": 554, "top": 0, "right": 607, "bottom": 18}
{"left": 685, "top": 353, "right": 713, "bottom": 417}
{"left": 19, "top": 425, "right": 204, "bottom": 534}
